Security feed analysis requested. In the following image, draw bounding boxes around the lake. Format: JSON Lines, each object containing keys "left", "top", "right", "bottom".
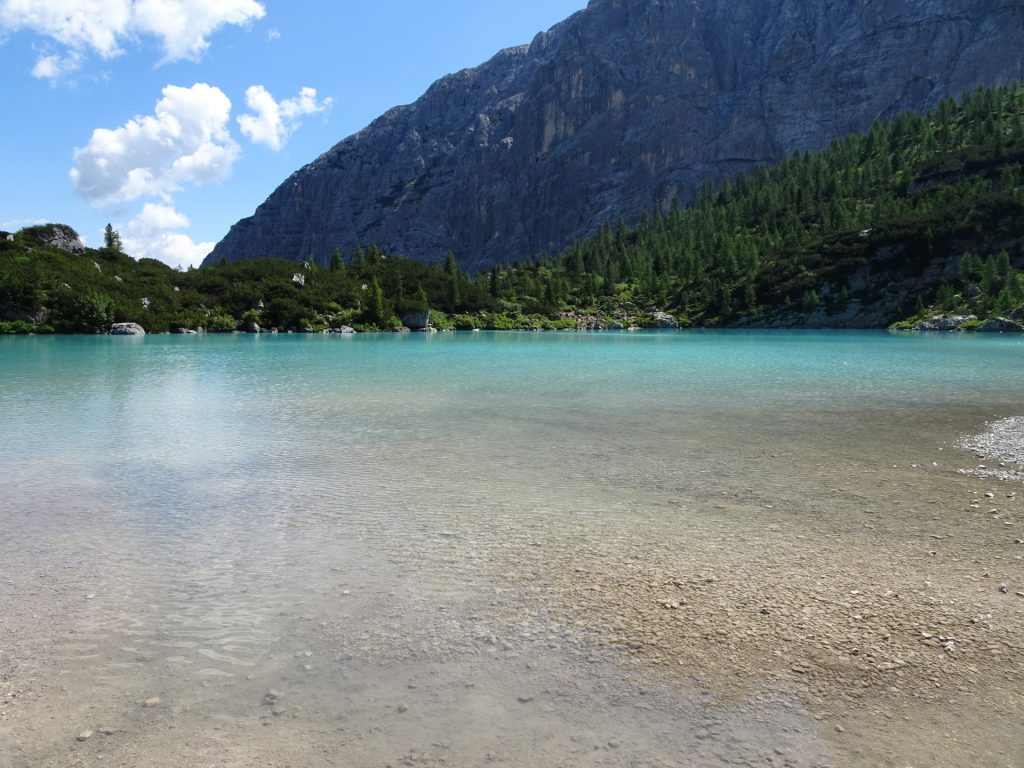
{"left": 1, "top": 331, "right": 1022, "bottom": 768}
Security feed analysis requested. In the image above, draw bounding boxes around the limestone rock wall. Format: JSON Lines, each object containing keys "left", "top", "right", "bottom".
{"left": 207, "top": 0, "right": 1024, "bottom": 271}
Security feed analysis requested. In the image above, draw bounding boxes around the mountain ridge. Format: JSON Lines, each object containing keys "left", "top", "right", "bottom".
{"left": 207, "top": 0, "right": 1024, "bottom": 271}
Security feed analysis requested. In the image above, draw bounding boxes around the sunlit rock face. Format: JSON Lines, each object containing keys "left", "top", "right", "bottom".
{"left": 208, "top": 0, "right": 1024, "bottom": 271}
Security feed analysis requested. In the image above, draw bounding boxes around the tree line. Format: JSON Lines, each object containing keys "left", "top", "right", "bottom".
{"left": 2, "top": 84, "right": 1023, "bottom": 334}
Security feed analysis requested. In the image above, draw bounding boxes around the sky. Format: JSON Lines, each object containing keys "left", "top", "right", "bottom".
{"left": 0, "top": 0, "right": 588, "bottom": 268}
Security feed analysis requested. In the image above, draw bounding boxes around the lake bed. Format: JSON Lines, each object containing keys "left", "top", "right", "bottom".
{"left": 1, "top": 331, "right": 1022, "bottom": 767}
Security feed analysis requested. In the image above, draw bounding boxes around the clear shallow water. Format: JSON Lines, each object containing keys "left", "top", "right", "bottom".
{"left": 1, "top": 331, "right": 1023, "bottom": 768}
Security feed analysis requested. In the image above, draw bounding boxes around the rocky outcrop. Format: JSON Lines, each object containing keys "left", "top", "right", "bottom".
{"left": 109, "top": 323, "right": 146, "bottom": 336}
{"left": 401, "top": 310, "right": 432, "bottom": 330}
{"left": 208, "top": 0, "right": 1024, "bottom": 272}
{"left": 652, "top": 312, "right": 680, "bottom": 329}
{"left": 979, "top": 316, "right": 1024, "bottom": 332}
{"left": 23, "top": 224, "right": 85, "bottom": 254}
{"left": 0, "top": 304, "right": 48, "bottom": 324}
{"left": 913, "top": 315, "right": 977, "bottom": 331}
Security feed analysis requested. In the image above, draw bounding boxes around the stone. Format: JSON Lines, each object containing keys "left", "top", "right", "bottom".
{"left": 978, "top": 317, "right": 1024, "bottom": 333}
{"left": 652, "top": 312, "right": 680, "bottom": 329}
{"left": 207, "top": 0, "right": 1024, "bottom": 273}
{"left": 913, "top": 315, "right": 975, "bottom": 332}
{"left": 402, "top": 310, "right": 432, "bottom": 331}
{"left": 142, "top": 697, "right": 160, "bottom": 708}
{"left": 76, "top": 730, "right": 93, "bottom": 742}
{"left": 24, "top": 224, "right": 85, "bottom": 254}
{"left": 337, "top": 326, "right": 357, "bottom": 334}
{"left": 109, "top": 323, "right": 146, "bottom": 336}
{"left": 263, "top": 690, "right": 281, "bottom": 705}
{"left": 246, "top": 322, "right": 261, "bottom": 334}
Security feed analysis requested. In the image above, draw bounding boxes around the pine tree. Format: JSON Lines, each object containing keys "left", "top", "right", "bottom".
{"left": 367, "top": 276, "right": 387, "bottom": 326}
{"left": 103, "top": 224, "right": 122, "bottom": 252}
{"left": 489, "top": 265, "right": 500, "bottom": 299}
{"left": 444, "top": 251, "right": 460, "bottom": 312}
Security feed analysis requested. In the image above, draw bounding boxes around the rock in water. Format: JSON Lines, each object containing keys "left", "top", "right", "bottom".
{"left": 207, "top": 0, "right": 1024, "bottom": 272}
{"left": 401, "top": 310, "right": 432, "bottom": 331}
{"left": 109, "top": 323, "right": 146, "bottom": 336}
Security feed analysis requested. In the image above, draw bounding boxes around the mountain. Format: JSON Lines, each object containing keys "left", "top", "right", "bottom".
{"left": 5, "top": 85, "right": 1024, "bottom": 334}
{"left": 209, "top": 0, "right": 1023, "bottom": 271}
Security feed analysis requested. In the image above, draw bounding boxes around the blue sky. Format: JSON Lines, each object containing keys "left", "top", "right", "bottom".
{"left": 0, "top": 0, "right": 587, "bottom": 267}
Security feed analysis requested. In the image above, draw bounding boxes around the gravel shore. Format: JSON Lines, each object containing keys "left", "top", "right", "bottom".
{"left": 960, "top": 417, "right": 1024, "bottom": 484}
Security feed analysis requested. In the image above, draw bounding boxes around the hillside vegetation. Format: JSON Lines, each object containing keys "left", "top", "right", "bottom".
{"left": 2, "top": 85, "right": 1023, "bottom": 334}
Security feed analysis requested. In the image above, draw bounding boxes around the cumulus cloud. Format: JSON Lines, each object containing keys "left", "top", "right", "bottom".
{"left": 1, "top": 0, "right": 132, "bottom": 58}
{"left": 133, "top": 0, "right": 266, "bottom": 63}
{"left": 70, "top": 83, "right": 240, "bottom": 205}
{"left": 30, "top": 51, "right": 85, "bottom": 81}
{"left": 237, "top": 85, "right": 332, "bottom": 151}
{"left": 0, "top": 0, "right": 265, "bottom": 81}
{"left": 121, "top": 202, "right": 213, "bottom": 269}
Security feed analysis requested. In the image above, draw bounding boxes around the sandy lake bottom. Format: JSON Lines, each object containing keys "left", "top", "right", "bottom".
{"left": 1, "top": 332, "right": 1022, "bottom": 767}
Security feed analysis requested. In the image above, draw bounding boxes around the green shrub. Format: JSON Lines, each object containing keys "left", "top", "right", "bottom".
{"left": 207, "top": 313, "right": 239, "bottom": 333}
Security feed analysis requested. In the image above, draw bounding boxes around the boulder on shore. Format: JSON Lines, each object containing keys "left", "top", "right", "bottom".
{"left": 401, "top": 310, "right": 431, "bottom": 331}
{"left": 913, "top": 315, "right": 975, "bottom": 331}
{"left": 652, "top": 312, "right": 680, "bottom": 329}
{"left": 109, "top": 323, "right": 146, "bottom": 336}
{"left": 979, "top": 317, "right": 1024, "bottom": 333}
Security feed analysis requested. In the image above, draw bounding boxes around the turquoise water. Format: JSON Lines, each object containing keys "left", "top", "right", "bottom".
{"left": 1, "top": 331, "right": 1023, "bottom": 767}
{"left": 4, "top": 330, "right": 1023, "bottom": 465}
{"left": 3, "top": 331, "right": 1022, "bottom": 518}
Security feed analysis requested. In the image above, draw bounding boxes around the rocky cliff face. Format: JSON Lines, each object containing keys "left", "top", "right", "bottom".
{"left": 208, "top": 0, "right": 1024, "bottom": 271}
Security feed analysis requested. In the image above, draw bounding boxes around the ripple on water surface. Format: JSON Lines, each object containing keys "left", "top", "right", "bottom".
{"left": 1, "top": 332, "right": 1023, "bottom": 767}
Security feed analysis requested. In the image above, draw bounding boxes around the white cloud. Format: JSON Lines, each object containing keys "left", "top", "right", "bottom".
{"left": 1, "top": 217, "right": 48, "bottom": 230}
{"left": 120, "top": 202, "right": 213, "bottom": 269}
{"left": 31, "top": 51, "right": 84, "bottom": 81}
{"left": 1, "top": 0, "right": 132, "bottom": 58}
{"left": 129, "top": 201, "right": 190, "bottom": 231}
{"left": 266, "top": 27, "right": 279, "bottom": 41}
{"left": 70, "top": 83, "right": 240, "bottom": 205}
{"left": 238, "top": 85, "right": 332, "bottom": 151}
{"left": 133, "top": 0, "right": 266, "bottom": 63}
{"left": 0, "top": 0, "right": 265, "bottom": 81}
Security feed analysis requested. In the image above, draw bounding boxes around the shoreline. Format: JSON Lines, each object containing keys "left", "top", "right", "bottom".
{"left": 3, "top": 325, "right": 1024, "bottom": 338}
